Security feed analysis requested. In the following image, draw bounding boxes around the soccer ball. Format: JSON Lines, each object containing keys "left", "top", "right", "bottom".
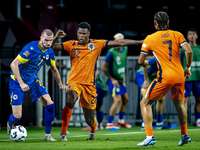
{"left": 10, "top": 125, "right": 27, "bottom": 142}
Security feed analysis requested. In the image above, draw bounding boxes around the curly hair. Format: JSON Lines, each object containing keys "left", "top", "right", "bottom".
{"left": 77, "top": 22, "right": 91, "bottom": 32}
{"left": 154, "top": 11, "right": 169, "bottom": 29}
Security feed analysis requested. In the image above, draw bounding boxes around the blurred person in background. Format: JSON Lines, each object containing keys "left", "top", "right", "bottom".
{"left": 181, "top": 28, "right": 200, "bottom": 127}
{"left": 102, "top": 33, "right": 132, "bottom": 129}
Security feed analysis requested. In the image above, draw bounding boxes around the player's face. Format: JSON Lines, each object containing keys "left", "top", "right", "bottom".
{"left": 40, "top": 33, "right": 54, "bottom": 50}
{"left": 115, "top": 36, "right": 124, "bottom": 50}
{"left": 187, "top": 31, "right": 198, "bottom": 42}
{"left": 77, "top": 28, "right": 90, "bottom": 44}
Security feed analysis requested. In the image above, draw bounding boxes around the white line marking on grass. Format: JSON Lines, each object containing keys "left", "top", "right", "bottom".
{"left": 0, "top": 128, "right": 199, "bottom": 141}
{"left": 69, "top": 128, "right": 200, "bottom": 137}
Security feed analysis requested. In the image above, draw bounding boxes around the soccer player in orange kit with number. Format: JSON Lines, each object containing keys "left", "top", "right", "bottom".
{"left": 137, "top": 11, "right": 193, "bottom": 146}
{"left": 52, "top": 22, "right": 143, "bottom": 141}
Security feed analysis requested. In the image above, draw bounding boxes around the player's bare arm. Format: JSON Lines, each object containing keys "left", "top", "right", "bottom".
{"left": 52, "top": 30, "right": 66, "bottom": 51}
{"left": 142, "top": 62, "right": 150, "bottom": 89}
{"left": 50, "top": 65, "right": 68, "bottom": 90}
{"left": 10, "top": 57, "right": 29, "bottom": 91}
{"left": 138, "top": 53, "right": 149, "bottom": 67}
{"left": 182, "top": 43, "right": 193, "bottom": 79}
{"left": 101, "top": 61, "right": 119, "bottom": 87}
{"left": 106, "top": 39, "right": 143, "bottom": 47}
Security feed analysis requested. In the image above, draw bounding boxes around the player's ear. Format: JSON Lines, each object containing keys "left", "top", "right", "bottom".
{"left": 88, "top": 31, "right": 90, "bottom": 36}
{"left": 154, "top": 20, "right": 158, "bottom": 29}
{"left": 167, "top": 20, "right": 169, "bottom": 25}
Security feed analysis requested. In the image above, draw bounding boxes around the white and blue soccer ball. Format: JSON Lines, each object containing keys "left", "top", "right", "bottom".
{"left": 10, "top": 125, "right": 27, "bottom": 142}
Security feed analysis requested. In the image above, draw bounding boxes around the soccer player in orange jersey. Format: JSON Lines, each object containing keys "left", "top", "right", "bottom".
{"left": 137, "top": 12, "right": 193, "bottom": 146}
{"left": 52, "top": 22, "right": 143, "bottom": 141}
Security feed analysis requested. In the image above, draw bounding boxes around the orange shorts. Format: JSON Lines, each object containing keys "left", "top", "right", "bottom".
{"left": 67, "top": 82, "right": 97, "bottom": 109}
{"left": 144, "top": 80, "right": 185, "bottom": 100}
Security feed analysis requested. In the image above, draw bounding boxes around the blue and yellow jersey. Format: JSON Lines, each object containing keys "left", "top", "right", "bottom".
{"left": 10, "top": 41, "right": 55, "bottom": 86}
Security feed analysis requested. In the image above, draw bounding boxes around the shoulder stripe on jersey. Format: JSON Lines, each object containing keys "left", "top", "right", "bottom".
{"left": 141, "top": 50, "right": 148, "bottom": 55}
{"left": 17, "top": 54, "right": 29, "bottom": 64}
{"left": 180, "top": 41, "right": 187, "bottom": 47}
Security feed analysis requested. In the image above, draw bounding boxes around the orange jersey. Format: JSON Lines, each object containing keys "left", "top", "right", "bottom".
{"left": 141, "top": 30, "right": 187, "bottom": 83}
{"left": 62, "top": 39, "right": 108, "bottom": 85}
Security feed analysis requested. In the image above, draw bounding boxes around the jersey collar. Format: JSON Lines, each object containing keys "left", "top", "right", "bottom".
{"left": 78, "top": 39, "right": 90, "bottom": 46}
{"left": 38, "top": 41, "right": 48, "bottom": 52}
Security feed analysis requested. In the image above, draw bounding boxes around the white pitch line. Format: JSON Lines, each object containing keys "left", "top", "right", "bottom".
{"left": 0, "top": 128, "right": 199, "bottom": 141}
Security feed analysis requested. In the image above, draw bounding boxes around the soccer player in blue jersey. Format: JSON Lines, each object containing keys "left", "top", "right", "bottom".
{"left": 7, "top": 29, "right": 68, "bottom": 141}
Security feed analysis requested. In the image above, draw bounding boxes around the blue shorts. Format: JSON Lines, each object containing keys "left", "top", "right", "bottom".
{"left": 9, "top": 77, "right": 48, "bottom": 105}
{"left": 108, "top": 79, "right": 127, "bottom": 97}
{"left": 135, "top": 72, "right": 144, "bottom": 91}
{"left": 185, "top": 81, "right": 200, "bottom": 97}
{"left": 96, "top": 84, "right": 107, "bottom": 106}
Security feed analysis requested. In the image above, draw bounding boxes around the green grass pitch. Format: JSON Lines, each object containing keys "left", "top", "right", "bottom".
{"left": 0, "top": 126, "right": 199, "bottom": 150}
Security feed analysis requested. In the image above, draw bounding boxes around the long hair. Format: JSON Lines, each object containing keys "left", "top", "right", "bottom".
{"left": 154, "top": 11, "right": 169, "bottom": 29}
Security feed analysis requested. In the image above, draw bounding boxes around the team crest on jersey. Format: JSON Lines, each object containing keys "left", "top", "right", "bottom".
{"left": 68, "top": 85, "right": 72, "bottom": 89}
{"left": 88, "top": 43, "right": 95, "bottom": 51}
{"left": 46, "top": 55, "right": 49, "bottom": 60}
{"left": 23, "top": 51, "right": 30, "bottom": 57}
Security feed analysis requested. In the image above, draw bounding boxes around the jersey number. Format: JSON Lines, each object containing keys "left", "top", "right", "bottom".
{"left": 72, "top": 50, "right": 80, "bottom": 58}
{"left": 162, "top": 40, "right": 172, "bottom": 61}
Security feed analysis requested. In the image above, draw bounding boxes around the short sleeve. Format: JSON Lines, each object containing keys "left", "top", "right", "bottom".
{"left": 104, "top": 51, "right": 113, "bottom": 63}
{"left": 141, "top": 36, "right": 151, "bottom": 55}
{"left": 178, "top": 32, "right": 187, "bottom": 47}
{"left": 18, "top": 43, "right": 34, "bottom": 63}
{"left": 62, "top": 40, "right": 73, "bottom": 53}
{"left": 97, "top": 40, "right": 109, "bottom": 49}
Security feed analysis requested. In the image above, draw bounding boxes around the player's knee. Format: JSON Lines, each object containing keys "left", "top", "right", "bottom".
{"left": 13, "top": 112, "right": 22, "bottom": 119}
{"left": 66, "top": 91, "right": 78, "bottom": 109}
{"left": 123, "top": 98, "right": 129, "bottom": 105}
{"left": 66, "top": 100, "right": 75, "bottom": 109}
{"left": 114, "top": 98, "right": 122, "bottom": 105}
{"left": 140, "top": 100, "right": 145, "bottom": 108}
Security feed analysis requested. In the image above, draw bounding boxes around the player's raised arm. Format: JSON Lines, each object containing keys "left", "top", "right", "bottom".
{"left": 52, "top": 30, "right": 66, "bottom": 51}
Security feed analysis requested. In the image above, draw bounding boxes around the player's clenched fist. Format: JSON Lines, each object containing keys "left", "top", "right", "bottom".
{"left": 55, "top": 30, "right": 66, "bottom": 38}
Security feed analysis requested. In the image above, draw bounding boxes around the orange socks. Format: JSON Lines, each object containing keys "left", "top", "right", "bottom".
{"left": 180, "top": 123, "right": 187, "bottom": 135}
{"left": 145, "top": 126, "right": 153, "bottom": 137}
{"left": 61, "top": 106, "right": 73, "bottom": 135}
{"left": 90, "top": 118, "right": 97, "bottom": 133}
